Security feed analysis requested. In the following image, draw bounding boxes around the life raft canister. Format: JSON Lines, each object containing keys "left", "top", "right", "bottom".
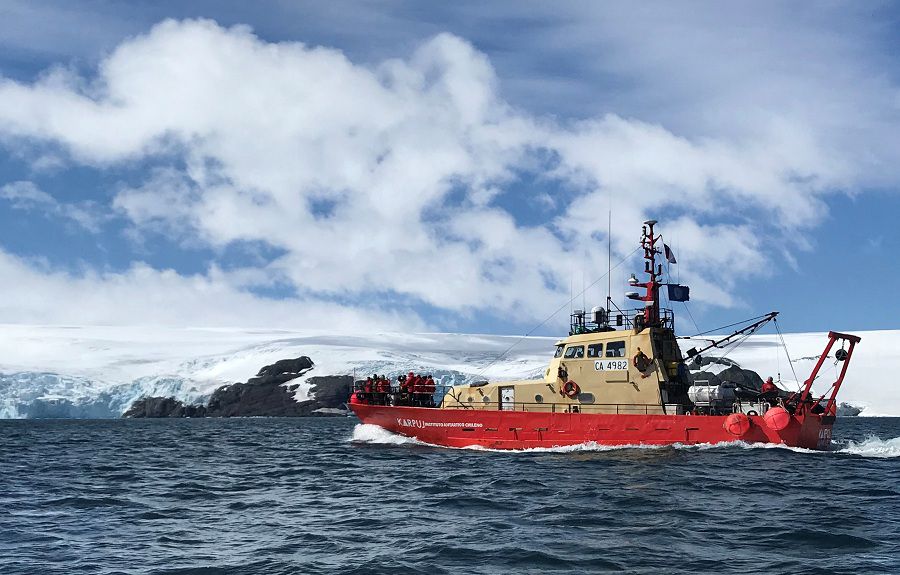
{"left": 724, "top": 412, "right": 751, "bottom": 436}
{"left": 561, "top": 380, "right": 580, "bottom": 399}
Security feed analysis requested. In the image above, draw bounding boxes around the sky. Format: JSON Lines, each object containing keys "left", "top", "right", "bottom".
{"left": 0, "top": 1, "right": 897, "bottom": 337}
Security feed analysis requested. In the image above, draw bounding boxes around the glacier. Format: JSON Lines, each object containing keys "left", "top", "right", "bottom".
{"left": 0, "top": 324, "right": 895, "bottom": 418}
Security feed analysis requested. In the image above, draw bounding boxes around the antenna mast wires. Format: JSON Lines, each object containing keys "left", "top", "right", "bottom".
{"left": 607, "top": 209, "right": 612, "bottom": 311}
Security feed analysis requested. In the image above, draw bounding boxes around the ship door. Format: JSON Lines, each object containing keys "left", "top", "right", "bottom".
{"left": 499, "top": 386, "right": 515, "bottom": 411}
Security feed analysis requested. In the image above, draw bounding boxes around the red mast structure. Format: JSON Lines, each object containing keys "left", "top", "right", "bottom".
{"left": 633, "top": 219, "right": 661, "bottom": 328}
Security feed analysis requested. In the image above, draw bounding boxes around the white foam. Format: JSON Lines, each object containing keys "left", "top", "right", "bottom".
{"left": 515, "top": 437, "right": 900, "bottom": 457}
{"left": 463, "top": 441, "right": 672, "bottom": 453}
{"left": 839, "top": 435, "right": 900, "bottom": 458}
{"left": 350, "top": 424, "right": 424, "bottom": 445}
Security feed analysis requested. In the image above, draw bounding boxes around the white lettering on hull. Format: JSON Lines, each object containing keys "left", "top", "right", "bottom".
{"left": 817, "top": 426, "right": 832, "bottom": 449}
{"left": 396, "top": 418, "right": 483, "bottom": 429}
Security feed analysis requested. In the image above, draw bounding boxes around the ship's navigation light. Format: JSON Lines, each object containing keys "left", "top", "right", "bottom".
{"left": 628, "top": 273, "right": 639, "bottom": 285}
{"left": 644, "top": 219, "right": 657, "bottom": 226}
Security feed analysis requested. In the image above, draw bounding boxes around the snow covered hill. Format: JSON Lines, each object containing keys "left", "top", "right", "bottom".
{"left": 0, "top": 324, "right": 895, "bottom": 418}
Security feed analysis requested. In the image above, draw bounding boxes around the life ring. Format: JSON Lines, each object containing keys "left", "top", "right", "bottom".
{"left": 632, "top": 352, "right": 651, "bottom": 372}
{"left": 561, "top": 380, "right": 580, "bottom": 399}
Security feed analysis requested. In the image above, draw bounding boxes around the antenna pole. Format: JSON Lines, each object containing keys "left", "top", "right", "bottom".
{"left": 607, "top": 210, "right": 612, "bottom": 311}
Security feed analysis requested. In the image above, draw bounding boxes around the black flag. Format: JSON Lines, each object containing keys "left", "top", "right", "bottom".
{"left": 668, "top": 284, "right": 690, "bottom": 302}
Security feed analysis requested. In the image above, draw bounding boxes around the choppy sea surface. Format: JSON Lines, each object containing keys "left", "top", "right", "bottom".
{"left": 1, "top": 417, "right": 899, "bottom": 575}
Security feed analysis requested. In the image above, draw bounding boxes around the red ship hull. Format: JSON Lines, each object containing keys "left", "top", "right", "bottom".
{"left": 350, "top": 404, "right": 835, "bottom": 451}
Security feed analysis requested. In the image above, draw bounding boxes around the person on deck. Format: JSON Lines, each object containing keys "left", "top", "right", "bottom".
{"left": 416, "top": 374, "right": 426, "bottom": 406}
{"left": 761, "top": 376, "right": 779, "bottom": 403}
{"left": 376, "top": 376, "right": 389, "bottom": 405}
{"left": 405, "top": 372, "right": 416, "bottom": 405}
{"left": 397, "top": 374, "right": 408, "bottom": 405}
{"left": 366, "top": 377, "right": 376, "bottom": 404}
{"left": 409, "top": 373, "right": 422, "bottom": 407}
{"left": 424, "top": 375, "right": 436, "bottom": 407}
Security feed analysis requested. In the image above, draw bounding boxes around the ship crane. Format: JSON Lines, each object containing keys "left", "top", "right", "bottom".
{"left": 681, "top": 311, "right": 780, "bottom": 360}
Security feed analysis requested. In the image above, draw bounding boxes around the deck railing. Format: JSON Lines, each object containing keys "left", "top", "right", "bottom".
{"left": 440, "top": 401, "right": 667, "bottom": 415}
{"left": 352, "top": 384, "right": 674, "bottom": 415}
{"left": 569, "top": 307, "right": 675, "bottom": 335}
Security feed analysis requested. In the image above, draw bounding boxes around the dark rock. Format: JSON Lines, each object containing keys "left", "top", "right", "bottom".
{"left": 123, "top": 397, "right": 206, "bottom": 418}
{"left": 716, "top": 365, "right": 765, "bottom": 391}
{"left": 256, "top": 357, "right": 314, "bottom": 378}
{"left": 308, "top": 376, "right": 353, "bottom": 409}
{"left": 688, "top": 357, "right": 764, "bottom": 391}
{"left": 122, "top": 355, "right": 351, "bottom": 418}
{"left": 205, "top": 379, "right": 312, "bottom": 417}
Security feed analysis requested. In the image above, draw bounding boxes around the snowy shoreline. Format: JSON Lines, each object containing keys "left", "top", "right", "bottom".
{"left": 0, "top": 324, "right": 894, "bottom": 418}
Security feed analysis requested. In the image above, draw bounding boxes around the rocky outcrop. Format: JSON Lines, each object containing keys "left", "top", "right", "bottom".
{"left": 123, "top": 397, "right": 207, "bottom": 418}
{"left": 122, "top": 356, "right": 353, "bottom": 418}
{"left": 254, "top": 357, "right": 314, "bottom": 379}
{"left": 688, "top": 356, "right": 765, "bottom": 391}
{"left": 205, "top": 379, "right": 307, "bottom": 417}
{"left": 837, "top": 402, "right": 862, "bottom": 417}
{"left": 308, "top": 375, "right": 354, "bottom": 409}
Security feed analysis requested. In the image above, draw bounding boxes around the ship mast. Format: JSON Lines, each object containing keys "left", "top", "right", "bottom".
{"left": 637, "top": 220, "right": 661, "bottom": 328}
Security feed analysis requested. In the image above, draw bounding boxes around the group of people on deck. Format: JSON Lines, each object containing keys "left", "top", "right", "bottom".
{"left": 350, "top": 372, "right": 438, "bottom": 407}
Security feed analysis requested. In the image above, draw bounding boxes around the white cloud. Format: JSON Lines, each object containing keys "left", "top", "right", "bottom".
{"left": 0, "top": 247, "right": 420, "bottom": 331}
{"left": 0, "top": 17, "right": 895, "bottom": 329}
{"left": 0, "top": 180, "right": 103, "bottom": 232}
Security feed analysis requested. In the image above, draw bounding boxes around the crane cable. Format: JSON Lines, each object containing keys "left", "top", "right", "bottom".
{"left": 679, "top": 313, "right": 775, "bottom": 339}
{"left": 773, "top": 318, "right": 801, "bottom": 391}
{"left": 473, "top": 244, "right": 643, "bottom": 378}
{"left": 692, "top": 330, "right": 755, "bottom": 376}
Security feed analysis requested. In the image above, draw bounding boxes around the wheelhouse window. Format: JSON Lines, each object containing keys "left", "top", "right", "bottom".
{"left": 554, "top": 345, "right": 564, "bottom": 358}
{"left": 563, "top": 345, "right": 585, "bottom": 359}
{"left": 587, "top": 343, "right": 603, "bottom": 358}
{"left": 605, "top": 341, "right": 626, "bottom": 357}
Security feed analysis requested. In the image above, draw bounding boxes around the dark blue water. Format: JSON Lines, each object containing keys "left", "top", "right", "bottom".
{"left": 1, "top": 417, "right": 898, "bottom": 575}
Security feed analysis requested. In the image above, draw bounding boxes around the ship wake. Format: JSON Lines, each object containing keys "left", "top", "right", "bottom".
{"left": 349, "top": 425, "right": 900, "bottom": 458}
{"left": 350, "top": 423, "right": 427, "bottom": 446}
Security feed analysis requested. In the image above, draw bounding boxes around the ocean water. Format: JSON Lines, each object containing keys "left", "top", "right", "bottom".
{"left": 1, "top": 417, "right": 898, "bottom": 575}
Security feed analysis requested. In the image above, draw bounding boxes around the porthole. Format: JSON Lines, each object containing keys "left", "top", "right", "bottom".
{"left": 577, "top": 393, "right": 595, "bottom": 404}
{"left": 534, "top": 394, "right": 544, "bottom": 403}
{"left": 467, "top": 396, "right": 474, "bottom": 403}
{"left": 482, "top": 396, "right": 491, "bottom": 403}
